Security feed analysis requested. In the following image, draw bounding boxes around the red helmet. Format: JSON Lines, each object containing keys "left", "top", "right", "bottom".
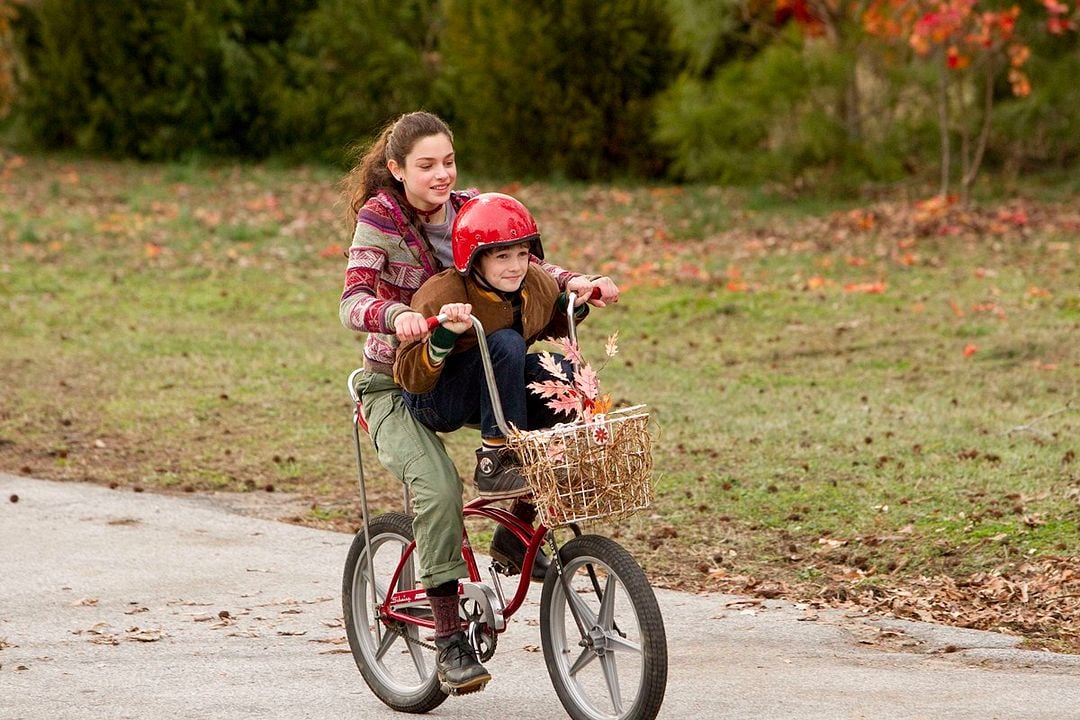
{"left": 451, "top": 192, "right": 544, "bottom": 274}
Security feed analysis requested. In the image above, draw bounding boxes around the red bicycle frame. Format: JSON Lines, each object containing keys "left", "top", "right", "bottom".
{"left": 375, "top": 499, "right": 549, "bottom": 632}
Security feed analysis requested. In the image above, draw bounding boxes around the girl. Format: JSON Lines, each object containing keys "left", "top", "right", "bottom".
{"left": 338, "top": 111, "right": 617, "bottom": 695}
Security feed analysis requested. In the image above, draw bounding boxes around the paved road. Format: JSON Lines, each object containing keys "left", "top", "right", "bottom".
{"left": 2, "top": 473, "right": 1078, "bottom": 720}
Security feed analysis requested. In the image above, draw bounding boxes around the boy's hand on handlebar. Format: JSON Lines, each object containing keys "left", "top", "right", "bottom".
{"left": 393, "top": 311, "right": 431, "bottom": 343}
{"left": 438, "top": 303, "right": 472, "bottom": 334}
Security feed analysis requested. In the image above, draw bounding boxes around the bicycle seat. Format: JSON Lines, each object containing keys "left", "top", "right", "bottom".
{"left": 355, "top": 400, "right": 370, "bottom": 434}
{"left": 347, "top": 368, "right": 370, "bottom": 434}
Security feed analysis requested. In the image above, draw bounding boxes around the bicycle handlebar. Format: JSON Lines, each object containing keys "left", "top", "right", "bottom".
{"left": 418, "top": 286, "right": 604, "bottom": 437}
{"left": 424, "top": 287, "right": 602, "bottom": 333}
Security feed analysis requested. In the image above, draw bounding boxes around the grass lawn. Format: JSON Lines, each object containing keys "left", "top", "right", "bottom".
{"left": 2, "top": 154, "right": 1077, "bottom": 651}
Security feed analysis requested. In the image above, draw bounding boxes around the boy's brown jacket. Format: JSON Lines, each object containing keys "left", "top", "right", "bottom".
{"left": 393, "top": 264, "right": 574, "bottom": 394}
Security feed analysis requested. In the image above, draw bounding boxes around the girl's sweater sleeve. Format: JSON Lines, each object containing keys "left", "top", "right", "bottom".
{"left": 536, "top": 257, "right": 580, "bottom": 291}
{"left": 339, "top": 217, "right": 410, "bottom": 334}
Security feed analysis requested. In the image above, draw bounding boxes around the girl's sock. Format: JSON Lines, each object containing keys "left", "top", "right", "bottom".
{"left": 427, "top": 582, "right": 462, "bottom": 638}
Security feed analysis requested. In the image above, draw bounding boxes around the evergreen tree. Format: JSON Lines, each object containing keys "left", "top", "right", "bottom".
{"left": 442, "top": 0, "right": 677, "bottom": 178}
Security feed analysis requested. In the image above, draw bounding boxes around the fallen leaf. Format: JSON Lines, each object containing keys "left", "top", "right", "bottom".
{"left": 843, "top": 281, "right": 886, "bottom": 294}
{"left": 126, "top": 627, "right": 165, "bottom": 642}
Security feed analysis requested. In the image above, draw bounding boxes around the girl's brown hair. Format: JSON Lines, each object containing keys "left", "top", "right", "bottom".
{"left": 341, "top": 111, "right": 454, "bottom": 230}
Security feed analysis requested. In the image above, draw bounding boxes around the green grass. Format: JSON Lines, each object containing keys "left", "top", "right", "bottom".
{"left": 1, "top": 156, "right": 1077, "bottom": 634}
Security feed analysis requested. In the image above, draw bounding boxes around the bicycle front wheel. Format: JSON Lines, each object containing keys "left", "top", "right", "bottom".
{"left": 540, "top": 534, "right": 668, "bottom": 720}
{"left": 342, "top": 512, "right": 446, "bottom": 714}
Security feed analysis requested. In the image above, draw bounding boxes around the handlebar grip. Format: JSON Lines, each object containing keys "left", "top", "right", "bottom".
{"left": 569, "top": 287, "right": 604, "bottom": 308}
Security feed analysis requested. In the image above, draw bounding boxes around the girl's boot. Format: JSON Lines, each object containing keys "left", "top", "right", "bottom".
{"left": 489, "top": 499, "right": 550, "bottom": 582}
{"left": 428, "top": 590, "right": 490, "bottom": 694}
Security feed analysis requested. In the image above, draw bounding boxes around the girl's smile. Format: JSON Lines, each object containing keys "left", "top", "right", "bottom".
{"left": 389, "top": 133, "right": 456, "bottom": 217}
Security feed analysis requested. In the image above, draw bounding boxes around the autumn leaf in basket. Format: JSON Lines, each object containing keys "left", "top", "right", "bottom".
{"left": 528, "top": 331, "right": 618, "bottom": 426}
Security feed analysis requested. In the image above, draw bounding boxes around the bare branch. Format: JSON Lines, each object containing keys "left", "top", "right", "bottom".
{"left": 1004, "top": 399, "right": 1077, "bottom": 438}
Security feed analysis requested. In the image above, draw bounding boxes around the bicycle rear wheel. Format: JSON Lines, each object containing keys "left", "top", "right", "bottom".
{"left": 342, "top": 512, "right": 446, "bottom": 714}
{"left": 540, "top": 534, "right": 668, "bottom": 720}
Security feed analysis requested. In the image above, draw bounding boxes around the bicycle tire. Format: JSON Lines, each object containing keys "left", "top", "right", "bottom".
{"left": 540, "top": 535, "right": 668, "bottom": 720}
{"left": 342, "top": 512, "right": 447, "bottom": 714}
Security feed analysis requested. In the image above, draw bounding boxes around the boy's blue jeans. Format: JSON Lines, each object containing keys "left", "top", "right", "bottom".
{"left": 403, "top": 329, "right": 573, "bottom": 438}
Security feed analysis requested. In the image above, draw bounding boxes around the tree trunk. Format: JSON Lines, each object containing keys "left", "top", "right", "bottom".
{"left": 937, "top": 56, "right": 951, "bottom": 197}
{"left": 845, "top": 62, "right": 862, "bottom": 144}
{"left": 962, "top": 55, "right": 996, "bottom": 201}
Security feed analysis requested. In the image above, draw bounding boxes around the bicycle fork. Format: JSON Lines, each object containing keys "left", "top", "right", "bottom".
{"left": 546, "top": 524, "right": 622, "bottom": 645}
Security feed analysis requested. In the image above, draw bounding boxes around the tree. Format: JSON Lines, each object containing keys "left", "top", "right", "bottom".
{"left": 442, "top": 0, "right": 677, "bottom": 179}
{"left": 860, "top": 0, "right": 1077, "bottom": 198}
{"left": 0, "top": 0, "right": 23, "bottom": 120}
{"left": 280, "top": 0, "right": 445, "bottom": 163}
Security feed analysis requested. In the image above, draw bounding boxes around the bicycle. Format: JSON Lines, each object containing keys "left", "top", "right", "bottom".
{"left": 341, "top": 293, "right": 668, "bottom": 720}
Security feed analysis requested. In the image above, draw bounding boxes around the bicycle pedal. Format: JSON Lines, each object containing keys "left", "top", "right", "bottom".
{"left": 490, "top": 555, "right": 521, "bottom": 577}
{"left": 441, "top": 679, "right": 488, "bottom": 697}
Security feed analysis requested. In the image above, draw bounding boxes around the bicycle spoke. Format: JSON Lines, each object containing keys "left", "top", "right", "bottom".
{"left": 564, "top": 583, "right": 599, "bottom": 629}
{"left": 567, "top": 644, "right": 597, "bottom": 677}
{"left": 397, "top": 550, "right": 415, "bottom": 590}
{"left": 599, "top": 651, "right": 623, "bottom": 714}
{"left": 373, "top": 622, "right": 399, "bottom": 662}
{"left": 370, "top": 578, "right": 390, "bottom": 605}
{"left": 404, "top": 626, "right": 429, "bottom": 680}
{"left": 597, "top": 572, "right": 617, "bottom": 627}
{"left": 603, "top": 631, "right": 641, "bottom": 656}
{"left": 366, "top": 577, "right": 390, "bottom": 646}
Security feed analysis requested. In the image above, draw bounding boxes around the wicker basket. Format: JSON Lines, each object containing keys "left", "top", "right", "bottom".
{"left": 507, "top": 405, "right": 654, "bottom": 527}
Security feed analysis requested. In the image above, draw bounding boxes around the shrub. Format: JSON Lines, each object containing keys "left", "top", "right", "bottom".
{"left": 441, "top": 0, "right": 678, "bottom": 179}
{"left": 12, "top": 0, "right": 315, "bottom": 159}
{"left": 655, "top": 39, "right": 856, "bottom": 184}
{"left": 278, "top": 0, "right": 447, "bottom": 164}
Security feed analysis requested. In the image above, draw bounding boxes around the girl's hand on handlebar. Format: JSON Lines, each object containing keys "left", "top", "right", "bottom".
{"left": 437, "top": 303, "right": 472, "bottom": 334}
{"left": 567, "top": 276, "right": 620, "bottom": 307}
{"left": 591, "top": 276, "right": 619, "bottom": 306}
{"left": 393, "top": 311, "right": 431, "bottom": 343}
{"left": 571, "top": 289, "right": 593, "bottom": 307}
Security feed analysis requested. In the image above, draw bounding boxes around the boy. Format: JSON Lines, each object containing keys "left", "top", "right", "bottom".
{"left": 394, "top": 192, "right": 593, "bottom": 579}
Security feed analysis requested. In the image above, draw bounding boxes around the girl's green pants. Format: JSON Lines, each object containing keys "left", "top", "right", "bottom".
{"left": 355, "top": 371, "right": 467, "bottom": 589}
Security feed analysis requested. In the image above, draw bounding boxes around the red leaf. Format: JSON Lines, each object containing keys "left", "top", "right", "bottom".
{"left": 843, "top": 281, "right": 887, "bottom": 294}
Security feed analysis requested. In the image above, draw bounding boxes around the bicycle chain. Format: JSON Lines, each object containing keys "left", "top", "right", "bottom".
{"left": 387, "top": 619, "right": 438, "bottom": 651}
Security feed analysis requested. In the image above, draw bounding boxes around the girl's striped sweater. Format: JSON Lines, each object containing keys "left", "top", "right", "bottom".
{"left": 339, "top": 189, "right": 579, "bottom": 375}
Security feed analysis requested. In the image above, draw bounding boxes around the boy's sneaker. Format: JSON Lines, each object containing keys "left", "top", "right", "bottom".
{"left": 473, "top": 447, "right": 530, "bottom": 499}
{"left": 434, "top": 631, "right": 491, "bottom": 695}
